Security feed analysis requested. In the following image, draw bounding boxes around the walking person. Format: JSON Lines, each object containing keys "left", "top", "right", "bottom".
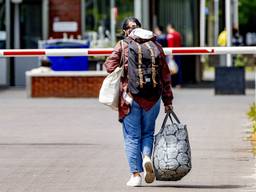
{"left": 104, "top": 17, "right": 173, "bottom": 187}
{"left": 154, "top": 25, "right": 168, "bottom": 47}
{"left": 166, "top": 23, "right": 183, "bottom": 87}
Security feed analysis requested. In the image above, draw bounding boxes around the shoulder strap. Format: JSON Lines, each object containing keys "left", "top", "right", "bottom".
{"left": 123, "top": 37, "right": 134, "bottom": 44}
{"left": 135, "top": 42, "right": 145, "bottom": 88}
{"left": 119, "top": 40, "right": 125, "bottom": 67}
{"left": 145, "top": 42, "right": 158, "bottom": 88}
{"left": 154, "top": 41, "right": 166, "bottom": 59}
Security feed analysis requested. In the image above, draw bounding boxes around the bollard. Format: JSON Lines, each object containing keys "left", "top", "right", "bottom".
{"left": 215, "top": 66, "right": 245, "bottom": 95}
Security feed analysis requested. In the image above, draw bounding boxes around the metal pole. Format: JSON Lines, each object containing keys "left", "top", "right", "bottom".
{"left": 14, "top": 3, "right": 20, "bottom": 49}
{"left": 110, "top": 0, "right": 116, "bottom": 46}
{"left": 200, "top": 0, "right": 206, "bottom": 47}
{"left": 6, "top": 0, "right": 11, "bottom": 49}
{"left": 225, "top": 0, "right": 232, "bottom": 67}
{"left": 142, "top": 0, "right": 149, "bottom": 29}
{"left": 134, "top": 0, "right": 142, "bottom": 23}
{"left": 233, "top": 0, "right": 239, "bottom": 29}
{"left": 214, "top": 0, "right": 219, "bottom": 46}
{"left": 81, "top": 0, "right": 85, "bottom": 37}
{"left": 42, "top": 0, "right": 49, "bottom": 40}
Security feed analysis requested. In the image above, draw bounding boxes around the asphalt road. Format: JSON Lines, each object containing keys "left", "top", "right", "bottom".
{"left": 0, "top": 88, "right": 255, "bottom": 192}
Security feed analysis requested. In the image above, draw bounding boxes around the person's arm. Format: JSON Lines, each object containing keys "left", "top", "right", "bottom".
{"left": 104, "top": 41, "right": 122, "bottom": 73}
{"left": 160, "top": 51, "right": 174, "bottom": 112}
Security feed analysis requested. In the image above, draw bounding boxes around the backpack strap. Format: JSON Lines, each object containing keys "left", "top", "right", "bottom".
{"left": 145, "top": 42, "right": 158, "bottom": 88}
{"left": 119, "top": 40, "right": 125, "bottom": 67}
{"left": 136, "top": 42, "right": 145, "bottom": 88}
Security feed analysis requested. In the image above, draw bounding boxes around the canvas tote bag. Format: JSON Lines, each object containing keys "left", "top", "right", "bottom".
{"left": 153, "top": 111, "right": 192, "bottom": 181}
{"left": 99, "top": 41, "right": 124, "bottom": 110}
{"left": 167, "top": 56, "right": 178, "bottom": 75}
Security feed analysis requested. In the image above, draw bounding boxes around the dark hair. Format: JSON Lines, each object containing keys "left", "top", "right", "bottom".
{"left": 156, "top": 25, "right": 164, "bottom": 32}
{"left": 121, "top": 17, "right": 141, "bottom": 30}
{"left": 167, "top": 23, "right": 175, "bottom": 29}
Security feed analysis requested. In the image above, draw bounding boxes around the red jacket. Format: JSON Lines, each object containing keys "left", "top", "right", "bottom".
{"left": 167, "top": 31, "right": 182, "bottom": 47}
{"left": 104, "top": 40, "right": 173, "bottom": 122}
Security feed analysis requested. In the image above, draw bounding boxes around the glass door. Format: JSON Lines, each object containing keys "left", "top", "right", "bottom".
{"left": 20, "top": 0, "right": 42, "bottom": 49}
{"left": 11, "top": 0, "right": 43, "bottom": 86}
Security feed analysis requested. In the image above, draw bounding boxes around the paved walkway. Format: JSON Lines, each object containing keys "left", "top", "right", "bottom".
{"left": 0, "top": 88, "right": 255, "bottom": 192}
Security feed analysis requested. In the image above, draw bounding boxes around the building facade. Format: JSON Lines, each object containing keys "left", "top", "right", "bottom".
{"left": 0, "top": 0, "right": 200, "bottom": 87}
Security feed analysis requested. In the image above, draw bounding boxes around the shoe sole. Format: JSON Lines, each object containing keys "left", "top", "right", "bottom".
{"left": 126, "top": 183, "right": 141, "bottom": 187}
{"left": 144, "top": 161, "right": 155, "bottom": 183}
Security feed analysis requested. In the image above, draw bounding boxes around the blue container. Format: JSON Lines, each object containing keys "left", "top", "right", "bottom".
{"left": 45, "top": 42, "right": 89, "bottom": 71}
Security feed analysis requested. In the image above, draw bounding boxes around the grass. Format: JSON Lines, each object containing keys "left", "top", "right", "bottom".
{"left": 247, "top": 103, "right": 256, "bottom": 134}
{"left": 247, "top": 103, "right": 256, "bottom": 156}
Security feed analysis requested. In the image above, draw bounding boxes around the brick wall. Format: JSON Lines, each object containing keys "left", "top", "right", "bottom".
{"left": 31, "top": 76, "right": 105, "bottom": 97}
{"left": 49, "top": 0, "right": 81, "bottom": 39}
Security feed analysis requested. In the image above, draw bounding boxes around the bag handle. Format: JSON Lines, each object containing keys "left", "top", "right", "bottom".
{"left": 169, "top": 110, "right": 180, "bottom": 124}
{"left": 159, "top": 110, "right": 180, "bottom": 134}
{"left": 159, "top": 112, "right": 172, "bottom": 134}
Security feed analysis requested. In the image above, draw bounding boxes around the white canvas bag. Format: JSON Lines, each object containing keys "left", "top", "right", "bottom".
{"left": 99, "top": 41, "right": 124, "bottom": 110}
{"left": 167, "top": 55, "right": 178, "bottom": 75}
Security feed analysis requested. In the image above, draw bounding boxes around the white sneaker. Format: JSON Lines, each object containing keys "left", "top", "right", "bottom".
{"left": 126, "top": 175, "right": 142, "bottom": 187}
{"left": 143, "top": 156, "right": 155, "bottom": 183}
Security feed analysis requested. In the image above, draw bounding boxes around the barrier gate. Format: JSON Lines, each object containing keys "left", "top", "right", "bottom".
{"left": 0, "top": 46, "right": 255, "bottom": 103}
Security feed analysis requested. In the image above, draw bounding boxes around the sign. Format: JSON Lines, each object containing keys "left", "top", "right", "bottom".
{"left": 0, "top": 31, "right": 6, "bottom": 40}
{"left": 53, "top": 22, "right": 78, "bottom": 32}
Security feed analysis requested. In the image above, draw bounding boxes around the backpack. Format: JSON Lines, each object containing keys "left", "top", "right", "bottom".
{"left": 124, "top": 37, "right": 162, "bottom": 97}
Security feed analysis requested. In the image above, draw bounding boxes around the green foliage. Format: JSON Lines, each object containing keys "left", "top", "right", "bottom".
{"left": 234, "top": 55, "right": 247, "bottom": 67}
{"left": 248, "top": 103, "right": 256, "bottom": 133}
{"left": 248, "top": 103, "right": 256, "bottom": 121}
{"left": 253, "top": 123, "right": 256, "bottom": 134}
{"left": 239, "top": 0, "right": 256, "bottom": 25}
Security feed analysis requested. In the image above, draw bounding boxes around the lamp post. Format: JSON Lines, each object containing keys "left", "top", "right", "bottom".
{"left": 12, "top": 0, "right": 22, "bottom": 49}
{"left": 225, "top": 0, "right": 232, "bottom": 67}
{"left": 110, "top": 0, "right": 116, "bottom": 46}
{"left": 214, "top": 0, "right": 219, "bottom": 46}
{"left": 200, "top": 0, "right": 206, "bottom": 48}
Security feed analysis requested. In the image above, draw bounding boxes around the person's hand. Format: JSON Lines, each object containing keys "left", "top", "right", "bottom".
{"left": 165, "top": 105, "right": 173, "bottom": 113}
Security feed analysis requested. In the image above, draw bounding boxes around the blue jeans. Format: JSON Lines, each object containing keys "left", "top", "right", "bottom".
{"left": 122, "top": 99, "right": 160, "bottom": 173}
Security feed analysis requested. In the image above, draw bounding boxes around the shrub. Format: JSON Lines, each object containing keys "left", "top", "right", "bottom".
{"left": 248, "top": 103, "right": 256, "bottom": 133}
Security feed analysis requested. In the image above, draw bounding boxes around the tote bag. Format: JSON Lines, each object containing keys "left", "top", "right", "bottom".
{"left": 153, "top": 111, "right": 192, "bottom": 181}
{"left": 99, "top": 66, "right": 124, "bottom": 110}
{"left": 167, "top": 55, "right": 178, "bottom": 75}
{"left": 99, "top": 41, "right": 124, "bottom": 110}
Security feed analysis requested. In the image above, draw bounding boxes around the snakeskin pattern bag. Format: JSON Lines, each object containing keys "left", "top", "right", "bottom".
{"left": 153, "top": 111, "right": 192, "bottom": 181}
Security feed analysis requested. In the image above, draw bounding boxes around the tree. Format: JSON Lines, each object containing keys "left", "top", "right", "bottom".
{"left": 239, "top": 0, "right": 256, "bottom": 26}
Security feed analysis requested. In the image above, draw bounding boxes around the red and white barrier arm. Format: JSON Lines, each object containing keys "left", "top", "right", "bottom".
{"left": 0, "top": 47, "right": 256, "bottom": 57}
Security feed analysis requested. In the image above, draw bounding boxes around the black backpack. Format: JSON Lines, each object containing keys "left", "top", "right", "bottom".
{"left": 124, "top": 37, "right": 162, "bottom": 97}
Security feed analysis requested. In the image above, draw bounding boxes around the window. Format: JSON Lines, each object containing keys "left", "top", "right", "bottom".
{"left": 84, "top": 0, "right": 134, "bottom": 43}
{"left": 157, "top": 0, "right": 198, "bottom": 46}
{"left": 84, "top": 0, "right": 111, "bottom": 32}
{"left": 115, "top": 0, "right": 134, "bottom": 34}
{"left": 20, "top": 0, "right": 42, "bottom": 48}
